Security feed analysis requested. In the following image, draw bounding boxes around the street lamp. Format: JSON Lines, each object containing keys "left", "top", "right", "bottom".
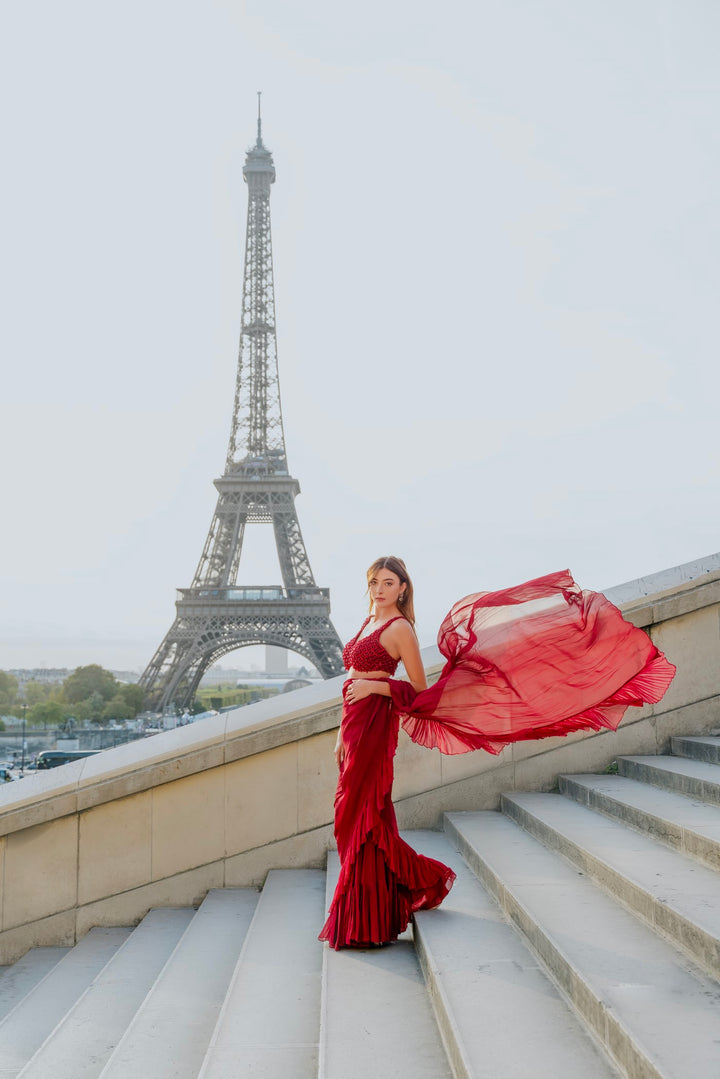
{"left": 20, "top": 702, "right": 27, "bottom": 775}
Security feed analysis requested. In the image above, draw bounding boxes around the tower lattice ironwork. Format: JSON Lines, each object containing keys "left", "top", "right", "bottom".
{"left": 140, "top": 105, "right": 344, "bottom": 712}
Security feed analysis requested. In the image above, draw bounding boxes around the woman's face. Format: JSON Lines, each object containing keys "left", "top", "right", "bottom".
{"left": 368, "top": 568, "right": 403, "bottom": 612}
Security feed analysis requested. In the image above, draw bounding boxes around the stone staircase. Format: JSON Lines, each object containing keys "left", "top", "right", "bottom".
{"left": 1, "top": 735, "right": 720, "bottom": 1078}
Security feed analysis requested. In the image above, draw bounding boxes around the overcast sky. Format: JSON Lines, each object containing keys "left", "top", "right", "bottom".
{"left": 1, "top": 1, "right": 719, "bottom": 672}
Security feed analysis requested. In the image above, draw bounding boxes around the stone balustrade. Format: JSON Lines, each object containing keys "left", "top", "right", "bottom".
{"left": 1, "top": 554, "right": 719, "bottom": 964}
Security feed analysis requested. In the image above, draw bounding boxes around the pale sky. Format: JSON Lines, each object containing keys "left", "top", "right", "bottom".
{"left": 1, "top": 1, "right": 719, "bottom": 672}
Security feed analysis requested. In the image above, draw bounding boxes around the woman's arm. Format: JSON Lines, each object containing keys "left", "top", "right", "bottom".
{"left": 393, "top": 621, "right": 428, "bottom": 692}
{"left": 334, "top": 731, "right": 345, "bottom": 768}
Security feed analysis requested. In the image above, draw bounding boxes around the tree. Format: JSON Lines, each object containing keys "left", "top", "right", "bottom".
{"left": 24, "top": 681, "right": 53, "bottom": 707}
{"left": 87, "top": 691, "right": 107, "bottom": 723}
{"left": 29, "top": 700, "right": 65, "bottom": 728}
{"left": 119, "top": 683, "right": 144, "bottom": 715}
{"left": 102, "top": 696, "right": 133, "bottom": 722}
{"left": 64, "top": 666, "right": 117, "bottom": 705}
{"left": 0, "top": 671, "right": 18, "bottom": 713}
{"left": 72, "top": 700, "right": 91, "bottom": 723}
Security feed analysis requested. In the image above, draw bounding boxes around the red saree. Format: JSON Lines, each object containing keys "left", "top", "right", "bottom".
{"left": 318, "top": 686, "right": 456, "bottom": 950}
{"left": 319, "top": 570, "right": 676, "bottom": 949}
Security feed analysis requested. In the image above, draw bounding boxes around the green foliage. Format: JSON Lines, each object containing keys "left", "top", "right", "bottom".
{"left": 57, "top": 666, "right": 144, "bottom": 725}
{"left": 119, "top": 683, "right": 145, "bottom": 713}
{"left": 29, "top": 700, "right": 66, "bottom": 727}
{"left": 24, "top": 681, "right": 53, "bottom": 707}
{"left": 71, "top": 700, "right": 91, "bottom": 722}
{"left": 87, "top": 691, "right": 107, "bottom": 723}
{"left": 0, "top": 671, "right": 18, "bottom": 713}
{"left": 102, "top": 695, "right": 133, "bottom": 721}
{"left": 196, "top": 682, "right": 280, "bottom": 711}
{"left": 0, "top": 666, "right": 143, "bottom": 728}
{"left": 64, "top": 665, "right": 117, "bottom": 705}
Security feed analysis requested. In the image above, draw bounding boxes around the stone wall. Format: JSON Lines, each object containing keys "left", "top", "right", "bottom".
{"left": 0, "top": 554, "right": 718, "bottom": 963}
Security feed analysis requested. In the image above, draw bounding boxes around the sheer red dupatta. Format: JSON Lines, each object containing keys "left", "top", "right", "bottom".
{"left": 389, "top": 570, "right": 676, "bottom": 755}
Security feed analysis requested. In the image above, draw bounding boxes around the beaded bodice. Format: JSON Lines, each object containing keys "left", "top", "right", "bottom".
{"left": 343, "top": 616, "right": 404, "bottom": 674}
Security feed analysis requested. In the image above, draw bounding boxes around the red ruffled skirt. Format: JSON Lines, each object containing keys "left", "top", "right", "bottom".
{"left": 319, "top": 570, "right": 676, "bottom": 949}
{"left": 318, "top": 688, "right": 455, "bottom": 950}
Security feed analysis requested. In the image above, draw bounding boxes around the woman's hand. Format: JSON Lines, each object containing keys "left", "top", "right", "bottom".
{"left": 345, "top": 678, "right": 374, "bottom": 704}
{"left": 334, "top": 736, "right": 345, "bottom": 769}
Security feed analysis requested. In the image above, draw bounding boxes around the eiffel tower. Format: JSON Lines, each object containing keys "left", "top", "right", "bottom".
{"left": 140, "top": 102, "right": 344, "bottom": 712}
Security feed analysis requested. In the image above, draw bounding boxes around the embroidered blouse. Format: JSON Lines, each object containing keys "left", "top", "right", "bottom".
{"left": 342, "top": 616, "right": 405, "bottom": 675}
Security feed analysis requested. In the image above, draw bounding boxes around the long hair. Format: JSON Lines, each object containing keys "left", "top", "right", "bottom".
{"left": 366, "top": 555, "right": 416, "bottom": 627}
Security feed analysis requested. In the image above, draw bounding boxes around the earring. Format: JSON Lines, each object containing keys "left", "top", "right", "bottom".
{"left": 399, "top": 592, "right": 406, "bottom": 602}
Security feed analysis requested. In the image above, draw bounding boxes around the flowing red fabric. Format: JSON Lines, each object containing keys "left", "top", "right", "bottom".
{"left": 391, "top": 569, "right": 676, "bottom": 754}
{"left": 319, "top": 569, "right": 676, "bottom": 949}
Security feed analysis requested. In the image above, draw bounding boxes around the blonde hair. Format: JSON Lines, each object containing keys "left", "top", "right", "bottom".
{"left": 366, "top": 555, "right": 415, "bottom": 626}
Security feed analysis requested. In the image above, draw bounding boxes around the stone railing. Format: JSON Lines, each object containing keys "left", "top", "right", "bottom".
{"left": 1, "top": 554, "right": 719, "bottom": 963}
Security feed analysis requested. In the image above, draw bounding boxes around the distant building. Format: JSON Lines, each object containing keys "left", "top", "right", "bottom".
{"left": 9, "top": 668, "right": 140, "bottom": 685}
{"left": 10, "top": 669, "right": 71, "bottom": 685}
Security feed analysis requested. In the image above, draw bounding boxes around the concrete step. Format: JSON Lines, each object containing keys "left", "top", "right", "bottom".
{"left": 502, "top": 791, "right": 720, "bottom": 980}
{"left": 409, "top": 829, "right": 619, "bottom": 1079}
{"left": 319, "top": 851, "right": 452, "bottom": 1079}
{"left": 445, "top": 811, "right": 720, "bottom": 1079}
{"left": 0, "top": 950, "right": 70, "bottom": 1024}
{"left": 17, "top": 908, "right": 195, "bottom": 1079}
{"left": 99, "top": 889, "right": 258, "bottom": 1079}
{"left": 671, "top": 735, "right": 720, "bottom": 764}
{"left": 619, "top": 755, "right": 720, "bottom": 804}
{"left": 198, "top": 870, "right": 326, "bottom": 1079}
{"left": 559, "top": 772, "right": 720, "bottom": 870}
{"left": 0, "top": 928, "right": 130, "bottom": 1079}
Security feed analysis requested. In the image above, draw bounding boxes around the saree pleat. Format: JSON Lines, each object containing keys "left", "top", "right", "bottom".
{"left": 318, "top": 689, "right": 455, "bottom": 950}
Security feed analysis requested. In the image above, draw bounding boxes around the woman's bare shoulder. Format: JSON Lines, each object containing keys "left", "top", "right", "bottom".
{"left": 385, "top": 618, "right": 416, "bottom": 641}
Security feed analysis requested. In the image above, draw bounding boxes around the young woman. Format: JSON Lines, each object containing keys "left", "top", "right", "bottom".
{"left": 318, "top": 557, "right": 676, "bottom": 950}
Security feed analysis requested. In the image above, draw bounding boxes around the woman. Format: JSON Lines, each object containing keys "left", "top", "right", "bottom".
{"left": 319, "top": 557, "right": 676, "bottom": 950}
{"left": 319, "top": 556, "right": 454, "bottom": 951}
